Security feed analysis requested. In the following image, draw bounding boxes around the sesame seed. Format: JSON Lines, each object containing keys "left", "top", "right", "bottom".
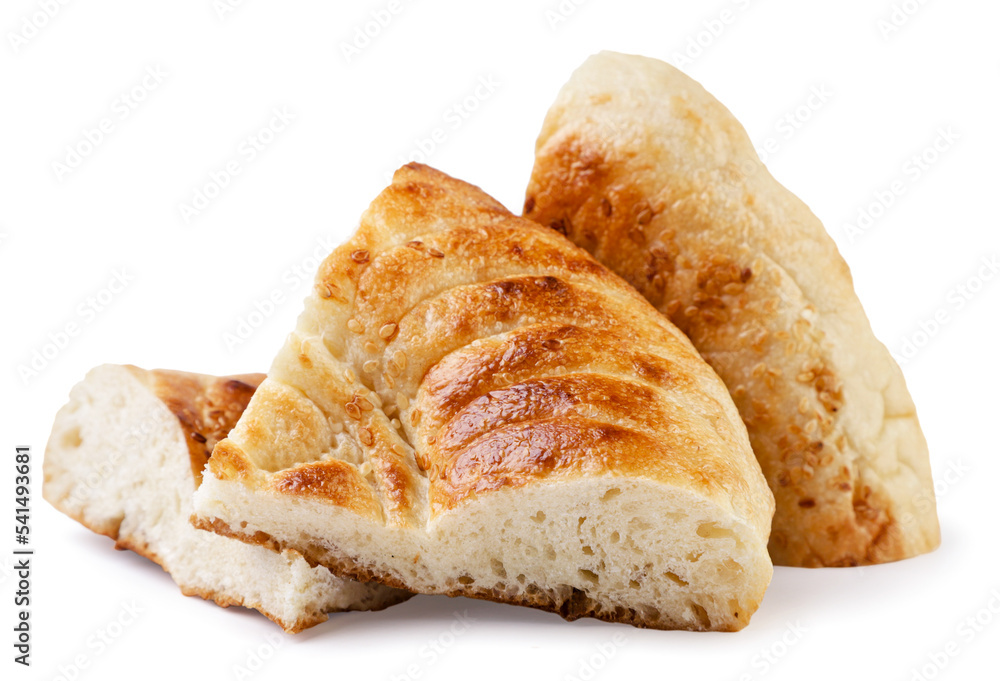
{"left": 391, "top": 443, "right": 407, "bottom": 456}
{"left": 358, "top": 461, "right": 372, "bottom": 476}
{"left": 600, "top": 197, "right": 612, "bottom": 217}
{"left": 410, "top": 408, "right": 421, "bottom": 425}
{"left": 351, "top": 249, "right": 370, "bottom": 264}
{"left": 368, "top": 391, "right": 382, "bottom": 408}
{"left": 379, "top": 322, "right": 397, "bottom": 339}
{"left": 358, "top": 397, "right": 374, "bottom": 412}
{"left": 393, "top": 350, "right": 407, "bottom": 369}
{"left": 636, "top": 208, "right": 652, "bottom": 225}
{"left": 683, "top": 305, "right": 699, "bottom": 318}
{"left": 344, "top": 368, "right": 357, "bottom": 383}
{"left": 797, "top": 372, "right": 815, "bottom": 383}
{"left": 428, "top": 247, "right": 444, "bottom": 258}
{"left": 319, "top": 283, "right": 336, "bottom": 299}
{"left": 387, "top": 360, "right": 401, "bottom": 377}
{"left": 406, "top": 240, "right": 423, "bottom": 250}
{"left": 331, "top": 422, "right": 344, "bottom": 434}
{"left": 384, "top": 404, "right": 397, "bottom": 417}
{"left": 390, "top": 418, "right": 401, "bottom": 429}
{"left": 384, "top": 373, "right": 395, "bottom": 388}
{"left": 363, "top": 360, "right": 378, "bottom": 374}
{"left": 427, "top": 436, "right": 436, "bottom": 445}
{"left": 396, "top": 393, "right": 410, "bottom": 409}
{"left": 345, "top": 402, "right": 362, "bottom": 420}
{"left": 347, "top": 319, "right": 363, "bottom": 334}
{"left": 542, "top": 339, "right": 561, "bottom": 350}
{"left": 364, "top": 340, "right": 378, "bottom": 354}
{"left": 359, "top": 427, "right": 374, "bottom": 446}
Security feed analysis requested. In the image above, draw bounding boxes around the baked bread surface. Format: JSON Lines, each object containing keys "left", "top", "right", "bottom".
{"left": 524, "top": 51, "right": 940, "bottom": 567}
{"left": 193, "top": 163, "right": 774, "bottom": 631}
{"left": 44, "top": 364, "right": 410, "bottom": 632}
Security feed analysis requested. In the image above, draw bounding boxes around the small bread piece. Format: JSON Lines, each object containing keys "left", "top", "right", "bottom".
{"left": 43, "top": 364, "right": 410, "bottom": 633}
{"left": 524, "top": 51, "right": 940, "bottom": 567}
{"left": 193, "top": 163, "right": 774, "bottom": 632}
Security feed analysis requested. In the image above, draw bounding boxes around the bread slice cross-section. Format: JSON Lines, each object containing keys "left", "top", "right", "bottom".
{"left": 192, "top": 163, "right": 775, "bottom": 631}
{"left": 44, "top": 364, "right": 410, "bottom": 633}
{"left": 524, "top": 51, "right": 940, "bottom": 567}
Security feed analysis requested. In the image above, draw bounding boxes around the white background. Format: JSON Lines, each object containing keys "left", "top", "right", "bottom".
{"left": 2, "top": 1, "right": 999, "bottom": 680}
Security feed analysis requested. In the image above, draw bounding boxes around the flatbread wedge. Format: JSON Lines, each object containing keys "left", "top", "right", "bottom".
{"left": 524, "top": 51, "right": 940, "bottom": 567}
{"left": 193, "top": 163, "right": 774, "bottom": 631}
{"left": 44, "top": 364, "right": 410, "bottom": 633}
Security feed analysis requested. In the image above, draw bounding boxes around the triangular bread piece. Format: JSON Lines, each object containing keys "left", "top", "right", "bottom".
{"left": 524, "top": 51, "right": 940, "bottom": 567}
{"left": 44, "top": 364, "right": 410, "bottom": 633}
{"left": 193, "top": 163, "right": 774, "bottom": 631}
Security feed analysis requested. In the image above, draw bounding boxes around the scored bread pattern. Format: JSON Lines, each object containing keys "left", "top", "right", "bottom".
{"left": 200, "top": 163, "right": 774, "bottom": 631}
{"left": 216, "top": 163, "right": 756, "bottom": 528}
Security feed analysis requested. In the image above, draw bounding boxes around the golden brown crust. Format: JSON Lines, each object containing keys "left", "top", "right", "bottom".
{"left": 196, "top": 163, "right": 774, "bottom": 629}
{"left": 272, "top": 459, "right": 384, "bottom": 518}
{"left": 209, "top": 163, "right": 767, "bottom": 529}
{"left": 524, "top": 51, "right": 940, "bottom": 567}
{"left": 45, "top": 413, "right": 323, "bottom": 634}
{"left": 53, "top": 367, "right": 263, "bottom": 565}
{"left": 46, "top": 365, "right": 409, "bottom": 633}
{"left": 126, "top": 367, "right": 264, "bottom": 485}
